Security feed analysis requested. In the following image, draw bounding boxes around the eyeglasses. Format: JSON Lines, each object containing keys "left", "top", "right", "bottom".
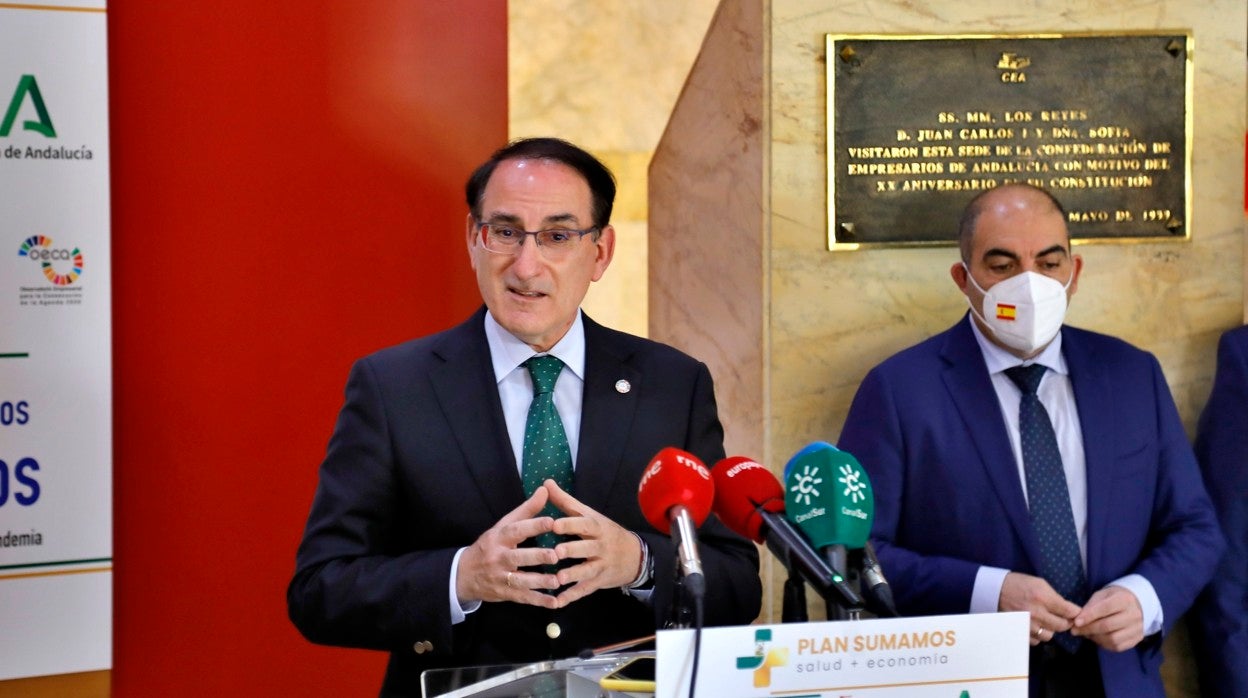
{"left": 476, "top": 220, "right": 599, "bottom": 260}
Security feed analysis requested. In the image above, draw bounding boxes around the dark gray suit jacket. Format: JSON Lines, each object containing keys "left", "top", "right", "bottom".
{"left": 288, "top": 308, "right": 761, "bottom": 695}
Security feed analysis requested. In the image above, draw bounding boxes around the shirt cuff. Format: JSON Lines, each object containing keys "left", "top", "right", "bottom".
{"left": 1108, "top": 574, "right": 1163, "bottom": 636}
{"left": 971, "top": 566, "right": 1011, "bottom": 613}
{"left": 621, "top": 533, "right": 655, "bottom": 603}
{"left": 449, "top": 547, "right": 482, "bottom": 625}
{"left": 973, "top": 567, "right": 1162, "bottom": 638}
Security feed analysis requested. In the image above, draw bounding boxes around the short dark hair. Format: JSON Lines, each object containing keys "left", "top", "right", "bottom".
{"left": 957, "top": 183, "right": 1068, "bottom": 262}
{"left": 465, "top": 137, "right": 616, "bottom": 229}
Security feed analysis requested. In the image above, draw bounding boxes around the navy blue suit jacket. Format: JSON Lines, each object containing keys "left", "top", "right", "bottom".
{"left": 1190, "top": 324, "right": 1248, "bottom": 698}
{"left": 839, "top": 316, "right": 1222, "bottom": 698}
{"left": 288, "top": 308, "right": 761, "bottom": 696}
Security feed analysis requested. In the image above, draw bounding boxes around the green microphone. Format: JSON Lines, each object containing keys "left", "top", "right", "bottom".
{"left": 784, "top": 443, "right": 876, "bottom": 616}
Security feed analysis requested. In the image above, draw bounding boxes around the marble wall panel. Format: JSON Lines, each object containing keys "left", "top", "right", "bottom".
{"left": 509, "top": 0, "right": 720, "bottom": 337}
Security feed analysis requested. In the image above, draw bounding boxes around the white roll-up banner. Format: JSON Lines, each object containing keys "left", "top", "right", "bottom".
{"left": 0, "top": 1, "right": 112, "bottom": 680}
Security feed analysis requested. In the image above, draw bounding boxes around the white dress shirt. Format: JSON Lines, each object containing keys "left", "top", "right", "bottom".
{"left": 449, "top": 311, "right": 589, "bottom": 623}
{"left": 966, "top": 318, "right": 1162, "bottom": 637}
{"left": 487, "top": 310, "right": 586, "bottom": 470}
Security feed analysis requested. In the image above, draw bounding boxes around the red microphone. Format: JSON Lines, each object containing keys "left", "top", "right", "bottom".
{"left": 638, "top": 447, "right": 713, "bottom": 595}
{"left": 710, "top": 456, "right": 863, "bottom": 612}
{"left": 709, "top": 455, "right": 784, "bottom": 541}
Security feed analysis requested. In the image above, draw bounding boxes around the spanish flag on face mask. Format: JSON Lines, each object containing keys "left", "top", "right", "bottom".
{"left": 996, "top": 303, "right": 1017, "bottom": 321}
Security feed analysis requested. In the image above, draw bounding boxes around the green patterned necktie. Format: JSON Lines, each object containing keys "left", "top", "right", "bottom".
{"left": 522, "top": 355, "right": 574, "bottom": 548}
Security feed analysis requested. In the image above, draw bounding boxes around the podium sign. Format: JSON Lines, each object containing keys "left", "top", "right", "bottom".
{"left": 657, "top": 612, "right": 1028, "bottom": 697}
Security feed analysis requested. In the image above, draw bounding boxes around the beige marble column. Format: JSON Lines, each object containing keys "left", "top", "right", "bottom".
{"left": 508, "top": 0, "right": 721, "bottom": 338}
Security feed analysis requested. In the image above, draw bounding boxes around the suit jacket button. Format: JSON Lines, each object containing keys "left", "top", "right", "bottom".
{"left": 545, "top": 622, "right": 561, "bottom": 639}
{"left": 413, "top": 640, "right": 433, "bottom": 654}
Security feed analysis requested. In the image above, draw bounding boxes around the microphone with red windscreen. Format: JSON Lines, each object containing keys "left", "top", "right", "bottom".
{"left": 711, "top": 456, "right": 863, "bottom": 613}
{"left": 637, "top": 447, "right": 714, "bottom": 599}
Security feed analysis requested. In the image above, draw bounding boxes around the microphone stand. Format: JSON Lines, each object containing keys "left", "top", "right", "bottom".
{"left": 824, "top": 545, "right": 852, "bottom": 621}
{"left": 666, "top": 514, "right": 705, "bottom": 630}
{"left": 781, "top": 567, "right": 808, "bottom": 623}
{"left": 664, "top": 548, "right": 705, "bottom": 698}
{"left": 843, "top": 549, "right": 864, "bottom": 618}
{"left": 826, "top": 598, "right": 852, "bottom": 620}
{"left": 668, "top": 566, "right": 692, "bottom": 629}
{"left": 823, "top": 593, "right": 861, "bottom": 621}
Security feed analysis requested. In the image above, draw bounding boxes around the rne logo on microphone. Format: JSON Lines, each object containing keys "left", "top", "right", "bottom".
{"left": 675, "top": 452, "right": 711, "bottom": 480}
{"left": 638, "top": 461, "right": 661, "bottom": 491}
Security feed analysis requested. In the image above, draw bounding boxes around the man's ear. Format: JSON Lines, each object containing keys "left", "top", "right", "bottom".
{"left": 950, "top": 261, "right": 970, "bottom": 293}
{"left": 466, "top": 213, "right": 479, "bottom": 270}
{"left": 590, "top": 225, "right": 616, "bottom": 282}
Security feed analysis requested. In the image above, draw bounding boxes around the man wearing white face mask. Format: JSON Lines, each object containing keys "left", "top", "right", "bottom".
{"left": 839, "top": 184, "right": 1223, "bottom": 698}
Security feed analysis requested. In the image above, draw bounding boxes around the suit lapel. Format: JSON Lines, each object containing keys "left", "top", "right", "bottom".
{"left": 428, "top": 308, "right": 527, "bottom": 522}
{"left": 1061, "top": 329, "right": 1112, "bottom": 586}
{"left": 573, "top": 315, "right": 641, "bottom": 513}
{"left": 939, "top": 317, "right": 1043, "bottom": 568}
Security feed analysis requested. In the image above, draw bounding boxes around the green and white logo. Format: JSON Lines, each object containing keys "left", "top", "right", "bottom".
{"left": 838, "top": 461, "right": 868, "bottom": 503}
{"left": 1, "top": 75, "right": 56, "bottom": 138}
{"left": 789, "top": 464, "right": 823, "bottom": 506}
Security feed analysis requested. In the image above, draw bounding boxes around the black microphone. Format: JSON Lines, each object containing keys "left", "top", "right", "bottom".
{"left": 710, "top": 456, "right": 862, "bottom": 613}
{"left": 857, "top": 540, "right": 898, "bottom": 617}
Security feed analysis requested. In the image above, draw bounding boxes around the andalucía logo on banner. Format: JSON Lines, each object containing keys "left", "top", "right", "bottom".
{"left": 1, "top": 73, "right": 94, "bottom": 161}
{"left": 0, "top": 74, "right": 55, "bottom": 137}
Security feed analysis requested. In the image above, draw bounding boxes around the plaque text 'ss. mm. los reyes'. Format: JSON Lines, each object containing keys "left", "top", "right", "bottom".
{"left": 827, "top": 33, "right": 1192, "bottom": 249}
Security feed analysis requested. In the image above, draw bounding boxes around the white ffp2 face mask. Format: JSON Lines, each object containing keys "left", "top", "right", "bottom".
{"left": 963, "top": 265, "right": 1072, "bottom": 354}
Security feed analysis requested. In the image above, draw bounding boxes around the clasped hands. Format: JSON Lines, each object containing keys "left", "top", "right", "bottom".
{"left": 1001, "top": 572, "right": 1144, "bottom": 651}
{"left": 456, "top": 479, "right": 643, "bottom": 610}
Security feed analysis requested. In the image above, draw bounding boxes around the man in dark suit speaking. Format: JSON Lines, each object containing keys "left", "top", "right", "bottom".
{"left": 288, "top": 137, "right": 761, "bottom": 695}
{"left": 838, "top": 183, "right": 1222, "bottom": 697}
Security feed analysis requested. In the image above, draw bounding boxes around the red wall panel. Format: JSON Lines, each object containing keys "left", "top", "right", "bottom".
{"left": 107, "top": 3, "right": 505, "bottom": 694}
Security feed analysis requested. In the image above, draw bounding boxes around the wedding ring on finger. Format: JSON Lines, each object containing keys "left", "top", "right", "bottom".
{"left": 506, "top": 571, "right": 514, "bottom": 588}
{"left": 1034, "top": 626, "right": 1045, "bottom": 639}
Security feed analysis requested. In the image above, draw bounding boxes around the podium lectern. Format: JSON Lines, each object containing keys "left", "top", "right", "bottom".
{"left": 421, "top": 651, "right": 653, "bottom": 698}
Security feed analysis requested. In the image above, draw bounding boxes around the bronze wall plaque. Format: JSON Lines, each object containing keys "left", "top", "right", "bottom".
{"left": 826, "top": 33, "right": 1192, "bottom": 249}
